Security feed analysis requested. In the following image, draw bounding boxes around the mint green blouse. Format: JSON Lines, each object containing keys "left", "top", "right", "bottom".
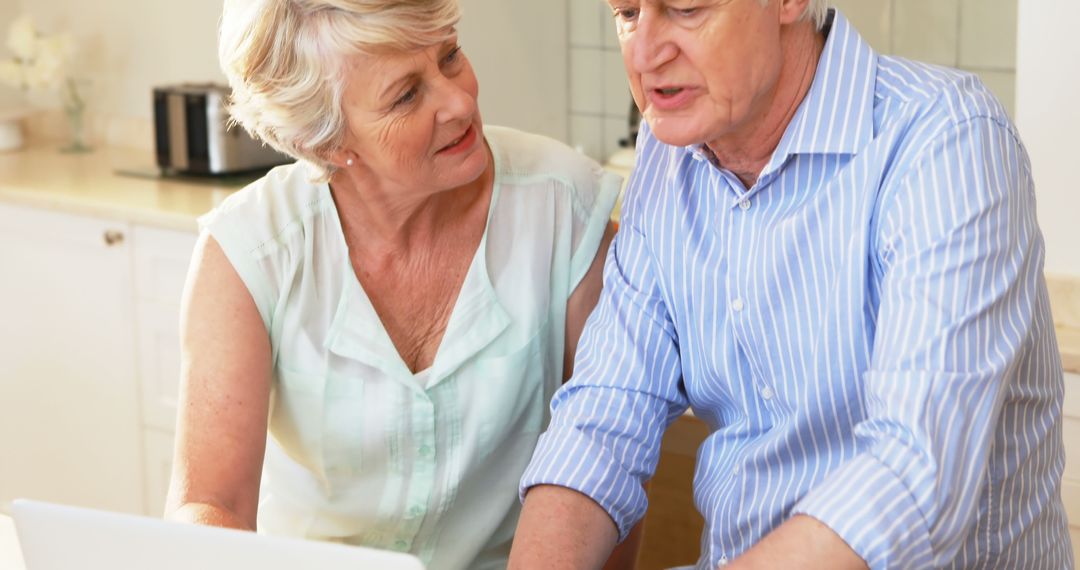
{"left": 198, "top": 126, "right": 620, "bottom": 570}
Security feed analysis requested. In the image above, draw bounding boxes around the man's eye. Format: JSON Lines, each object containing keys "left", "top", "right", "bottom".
{"left": 674, "top": 8, "right": 698, "bottom": 17}
{"left": 613, "top": 8, "right": 639, "bottom": 21}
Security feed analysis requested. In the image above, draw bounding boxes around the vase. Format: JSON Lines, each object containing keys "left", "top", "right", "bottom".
{"left": 60, "top": 78, "right": 91, "bottom": 153}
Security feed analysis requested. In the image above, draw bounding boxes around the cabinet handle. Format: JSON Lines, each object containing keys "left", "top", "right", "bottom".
{"left": 103, "top": 230, "right": 125, "bottom": 247}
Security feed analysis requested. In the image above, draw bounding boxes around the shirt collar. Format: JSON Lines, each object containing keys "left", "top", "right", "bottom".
{"left": 687, "top": 8, "right": 877, "bottom": 168}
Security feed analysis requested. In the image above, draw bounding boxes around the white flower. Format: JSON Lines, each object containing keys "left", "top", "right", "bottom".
{"left": 0, "top": 59, "right": 24, "bottom": 87}
{"left": 25, "top": 34, "right": 69, "bottom": 88}
{"left": 6, "top": 15, "right": 38, "bottom": 61}
{"left": 0, "top": 16, "right": 73, "bottom": 91}
{"left": 23, "top": 59, "right": 60, "bottom": 90}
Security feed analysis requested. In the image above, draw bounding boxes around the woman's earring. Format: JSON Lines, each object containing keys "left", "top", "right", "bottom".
{"left": 346, "top": 158, "right": 354, "bottom": 167}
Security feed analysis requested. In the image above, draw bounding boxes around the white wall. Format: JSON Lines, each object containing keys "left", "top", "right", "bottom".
{"left": 14, "top": 0, "right": 224, "bottom": 120}
{"left": 459, "top": 0, "right": 568, "bottom": 141}
{"left": 0, "top": 2, "right": 27, "bottom": 110}
{"left": 1016, "top": 0, "right": 1080, "bottom": 278}
{"left": 0, "top": 0, "right": 567, "bottom": 144}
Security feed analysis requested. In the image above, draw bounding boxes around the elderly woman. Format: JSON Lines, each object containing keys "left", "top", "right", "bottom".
{"left": 164, "top": 0, "right": 632, "bottom": 569}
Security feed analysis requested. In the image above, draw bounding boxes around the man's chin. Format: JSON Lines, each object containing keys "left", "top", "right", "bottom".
{"left": 645, "top": 117, "right": 708, "bottom": 149}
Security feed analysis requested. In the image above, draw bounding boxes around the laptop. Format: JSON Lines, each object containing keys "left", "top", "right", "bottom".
{"left": 12, "top": 500, "right": 425, "bottom": 570}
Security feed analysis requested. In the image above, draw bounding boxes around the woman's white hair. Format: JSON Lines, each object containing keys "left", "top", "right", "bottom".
{"left": 219, "top": 0, "right": 461, "bottom": 181}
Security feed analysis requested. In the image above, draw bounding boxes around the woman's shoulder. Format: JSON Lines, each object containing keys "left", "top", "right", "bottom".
{"left": 485, "top": 125, "right": 608, "bottom": 189}
{"left": 199, "top": 162, "right": 333, "bottom": 250}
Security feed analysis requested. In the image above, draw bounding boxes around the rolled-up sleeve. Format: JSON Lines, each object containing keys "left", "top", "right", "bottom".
{"left": 519, "top": 157, "right": 688, "bottom": 541}
{"left": 792, "top": 116, "right": 1047, "bottom": 568}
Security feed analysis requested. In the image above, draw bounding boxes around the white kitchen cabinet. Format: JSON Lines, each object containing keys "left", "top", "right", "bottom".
{"left": 142, "top": 428, "right": 177, "bottom": 517}
{"left": 0, "top": 203, "right": 197, "bottom": 518}
{"left": 133, "top": 226, "right": 196, "bottom": 432}
{"left": 132, "top": 225, "right": 197, "bottom": 513}
{"left": 0, "top": 203, "right": 143, "bottom": 514}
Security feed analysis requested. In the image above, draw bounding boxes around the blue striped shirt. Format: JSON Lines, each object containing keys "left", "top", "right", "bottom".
{"left": 521, "top": 10, "right": 1071, "bottom": 569}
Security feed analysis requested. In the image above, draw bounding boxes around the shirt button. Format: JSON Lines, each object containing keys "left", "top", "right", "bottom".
{"left": 760, "top": 385, "right": 775, "bottom": 400}
{"left": 738, "top": 198, "right": 751, "bottom": 211}
{"left": 731, "top": 298, "right": 745, "bottom": 312}
{"left": 719, "top": 555, "right": 729, "bottom": 566}
{"left": 408, "top": 505, "right": 424, "bottom": 517}
{"left": 418, "top": 445, "right": 433, "bottom": 457}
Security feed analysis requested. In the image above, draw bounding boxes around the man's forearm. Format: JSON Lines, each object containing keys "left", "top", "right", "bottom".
{"left": 729, "top": 515, "right": 867, "bottom": 570}
{"left": 509, "top": 485, "right": 620, "bottom": 570}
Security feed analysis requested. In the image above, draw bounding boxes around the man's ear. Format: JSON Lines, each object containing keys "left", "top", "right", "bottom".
{"left": 777, "top": 0, "right": 812, "bottom": 25}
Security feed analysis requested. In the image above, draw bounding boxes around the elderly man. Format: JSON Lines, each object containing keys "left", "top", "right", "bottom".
{"left": 509, "top": 0, "right": 1072, "bottom": 568}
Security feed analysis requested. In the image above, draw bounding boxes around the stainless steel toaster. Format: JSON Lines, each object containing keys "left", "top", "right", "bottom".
{"left": 152, "top": 83, "right": 291, "bottom": 175}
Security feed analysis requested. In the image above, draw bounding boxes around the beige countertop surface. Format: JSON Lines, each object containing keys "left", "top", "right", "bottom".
{"left": 1058, "top": 326, "right": 1080, "bottom": 375}
{"left": 1, "top": 142, "right": 1078, "bottom": 374}
{"left": 0, "top": 144, "right": 251, "bottom": 232}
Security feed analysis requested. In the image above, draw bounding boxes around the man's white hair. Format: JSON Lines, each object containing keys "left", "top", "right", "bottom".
{"left": 762, "top": 0, "right": 829, "bottom": 30}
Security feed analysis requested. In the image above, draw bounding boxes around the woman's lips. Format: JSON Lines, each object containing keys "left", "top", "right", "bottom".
{"left": 647, "top": 86, "right": 698, "bottom": 111}
{"left": 436, "top": 125, "right": 478, "bottom": 155}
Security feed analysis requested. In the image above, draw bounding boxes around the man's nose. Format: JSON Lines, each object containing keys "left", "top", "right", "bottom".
{"left": 627, "top": 14, "right": 676, "bottom": 73}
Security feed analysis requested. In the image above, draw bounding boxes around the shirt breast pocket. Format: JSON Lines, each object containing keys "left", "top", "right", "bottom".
{"left": 469, "top": 325, "right": 554, "bottom": 459}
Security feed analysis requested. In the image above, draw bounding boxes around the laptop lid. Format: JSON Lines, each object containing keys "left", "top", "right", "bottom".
{"left": 12, "top": 500, "right": 425, "bottom": 570}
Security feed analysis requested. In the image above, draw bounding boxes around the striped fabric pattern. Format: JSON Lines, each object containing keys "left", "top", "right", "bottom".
{"left": 520, "top": 10, "right": 1071, "bottom": 569}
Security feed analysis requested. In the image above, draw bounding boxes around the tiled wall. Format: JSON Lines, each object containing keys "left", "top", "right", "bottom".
{"left": 568, "top": 1, "right": 634, "bottom": 163}
{"left": 568, "top": 0, "right": 1018, "bottom": 163}
{"left": 834, "top": 0, "right": 1017, "bottom": 115}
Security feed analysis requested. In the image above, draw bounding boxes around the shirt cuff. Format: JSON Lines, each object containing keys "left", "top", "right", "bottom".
{"left": 791, "top": 453, "right": 933, "bottom": 569}
{"left": 519, "top": 426, "right": 648, "bottom": 542}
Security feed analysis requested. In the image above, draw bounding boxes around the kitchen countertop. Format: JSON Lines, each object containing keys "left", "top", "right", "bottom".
{"left": 1, "top": 143, "right": 1078, "bottom": 374}
{"left": 1058, "top": 323, "right": 1075, "bottom": 375}
{"left": 1058, "top": 326, "right": 1080, "bottom": 375}
{"left": 0, "top": 144, "right": 251, "bottom": 232}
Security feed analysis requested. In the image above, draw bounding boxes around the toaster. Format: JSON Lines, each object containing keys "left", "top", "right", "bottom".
{"left": 152, "top": 83, "right": 292, "bottom": 175}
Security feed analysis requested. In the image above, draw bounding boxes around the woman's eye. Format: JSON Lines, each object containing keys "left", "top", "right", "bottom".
{"left": 443, "top": 45, "right": 462, "bottom": 65}
{"left": 613, "top": 7, "right": 639, "bottom": 22}
{"left": 393, "top": 86, "right": 418, "bottom": 109}
{"left": 674, "top": 8, "right": 698, "bottom": 17}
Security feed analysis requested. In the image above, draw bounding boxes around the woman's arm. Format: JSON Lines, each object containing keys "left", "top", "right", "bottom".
{"left": 164, "top": 233, "right": 272, "bottom": 531}
{"left": 564, "top": 222, "right": 616, "bottom": 381}
{"left": 563, "top": 222, "right": 643, "bottom": 569}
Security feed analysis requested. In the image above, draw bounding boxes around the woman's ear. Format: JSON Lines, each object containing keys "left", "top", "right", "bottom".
{"left": 329, "top": 148, "right": 359, "bottom": 169}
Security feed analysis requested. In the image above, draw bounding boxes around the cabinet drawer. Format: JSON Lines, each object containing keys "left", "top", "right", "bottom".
{"left": 133, "top": 226, "right": 197, "bottom": 306}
